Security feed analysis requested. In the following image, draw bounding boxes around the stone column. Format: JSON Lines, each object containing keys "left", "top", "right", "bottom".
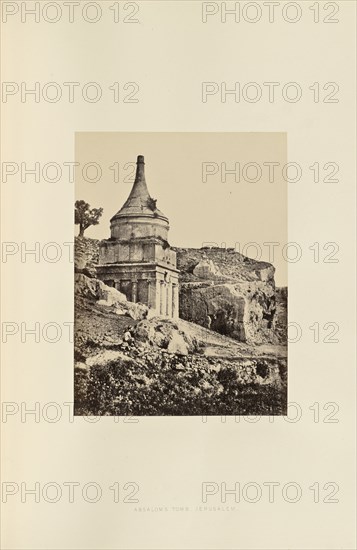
{"left": 155, "top": 280, "right": 161, "bottom": 315}
{"left": 166, "top": 283, "right": 170, "bottom": 316}
{"left": 147, "top": 280, "right": 153, "bottom": 309}
{"left": 146, "top": 278, "right": 156, "bottom": 311}
{"left": 131, "top": 280, "right": 138, "bottom": 303}
{"left": 161, "top": 281, "right": 168, "bottom": 317}
{"left": 172, "top": 283, "right": 179, "bottom": 319}
{"left": 159, "top": 281, "right": 164, "bottom": 315}
{"left": 167, "top": 282, "right": 174, "bottom": 317}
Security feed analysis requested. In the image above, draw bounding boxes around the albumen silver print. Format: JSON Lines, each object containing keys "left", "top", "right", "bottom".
{"left": 74, "top": 134, "right": 287, "bottom": 416}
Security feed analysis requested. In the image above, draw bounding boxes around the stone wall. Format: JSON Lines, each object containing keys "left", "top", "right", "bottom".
{"left": 99, "top": 238, "right": 176, "bottom": 268}
{"left": 110, "top": 216, "right": 169, "bottom": 241}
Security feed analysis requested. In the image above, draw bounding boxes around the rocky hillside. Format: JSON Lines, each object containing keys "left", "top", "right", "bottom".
{"left": 74, "top": 238, "right": 287, "bottom": 416}
{"left": 174, "top": 247, "right": 287, "bottom": 345}
{"left": 74, "top": 272, "right": 287, "bottom": 416}
{"left": 75, "top": 239, "right": 287, "bottom": 346}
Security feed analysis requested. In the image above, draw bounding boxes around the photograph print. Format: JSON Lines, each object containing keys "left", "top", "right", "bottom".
{"left": 74, "top": 132, "right": 288, "bottom": 416}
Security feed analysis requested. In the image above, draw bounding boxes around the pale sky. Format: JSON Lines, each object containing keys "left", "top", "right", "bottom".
{"left": 75, "top": 132, "right": 287, "bottom": 286}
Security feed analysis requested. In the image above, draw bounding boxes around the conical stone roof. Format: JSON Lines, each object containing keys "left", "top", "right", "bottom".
{"left": 111, "top": 155, "right": 168, "bottom": 222}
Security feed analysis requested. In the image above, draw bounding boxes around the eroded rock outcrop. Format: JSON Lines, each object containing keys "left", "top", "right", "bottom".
{"left": 275, "top": 287, "right": 288, "bottom": 343}
{"left": 75, "top": 237, "right": 99, "bottom": 276}
{"left": 75, "top": 272, "right": 148, "bottom": 321}
{"left": 174, "top": 247, "right": 283, "bottom": 345}
{"left": 179, "top": 283, "right": 246, "bottom": 341}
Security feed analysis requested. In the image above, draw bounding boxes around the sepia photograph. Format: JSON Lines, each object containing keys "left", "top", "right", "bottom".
{"left": 74, "top": 132, "right": 288, "bottom": 416}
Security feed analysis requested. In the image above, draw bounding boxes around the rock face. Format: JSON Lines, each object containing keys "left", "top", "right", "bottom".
{"left": 275, "top": 287, "right": 288, "bottom": 343}
{"left": 75, "top": 272, "right": 148, "bottom": 321}
{"left": 174, "top": 247, "right": 284, "bottom": 345}
{"left": 75, "top": 237, "right": 99, "bottom": 275}
{"left": 179, "top": 283, "right": 246, "bottom": 341}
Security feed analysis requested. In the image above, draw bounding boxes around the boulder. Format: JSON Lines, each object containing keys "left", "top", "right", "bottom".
{"left": 132, "top": 318, "right": 192, "bottom": 355}
{"left": 167, "top": 332, "right": 189, "bottom": 355}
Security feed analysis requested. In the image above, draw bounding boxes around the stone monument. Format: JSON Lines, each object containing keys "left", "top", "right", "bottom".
{"left": 97, "top": 155, "right": 179, "bottom": 318}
